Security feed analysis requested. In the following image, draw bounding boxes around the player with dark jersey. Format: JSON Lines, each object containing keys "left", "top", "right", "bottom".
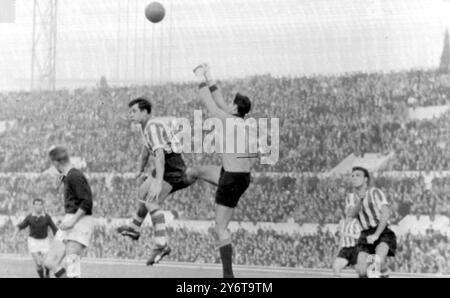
{"left": 13, "top": 198, "right": 58, "bottom": 278}
{"left": 43, "top": 146, "right": 94, "bottom": 278}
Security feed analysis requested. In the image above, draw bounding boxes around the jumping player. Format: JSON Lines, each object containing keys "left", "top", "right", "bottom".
{"left": 117, "top": 98, "right": 220, "bottom": 266}
{"left": 43, "top": 146, "right": 94, "bottom": 278}
{"left": 13, "top": 198, "right": 58, "bottom": 278}
{"left": 347, "top": 166, "right": 396, "bottom": 278}
{"left": 193, "top": 63, "right": 252, "bottom": 278}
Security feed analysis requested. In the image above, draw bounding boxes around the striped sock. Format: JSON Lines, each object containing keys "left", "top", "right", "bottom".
{"left": 131, "top": 203, "right": 148, "bottom": 230}
{"left": 150, "top": 210, "right": 166, "bottom": 247}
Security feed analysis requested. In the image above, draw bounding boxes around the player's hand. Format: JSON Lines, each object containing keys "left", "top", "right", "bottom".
{"left": 59, "top": 219, "right": 76, "bottom": 231}
{"left": 367, "top": 234, "right": 379, "bottom": 244}
{"left": 193, "top": 64, "right": 207, "bottom": 78}
{"left": 147, "top": 180, "right": 162, "bottom": 201}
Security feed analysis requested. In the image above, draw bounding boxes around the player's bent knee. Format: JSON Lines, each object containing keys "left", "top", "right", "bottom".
{"left": 43, "top": 257, "right": 56, "bottom": 271}
{"left": 375, "top": 243, "right": 389, "bottom": 261}
{"left": 215, "top": 226, "right": 230, "bottom": 241}
{"left": 146, "top": 202, "right": 160, "bottom": 213}
{"left": 184, "top": 167, "right": 199, "bottom": 182}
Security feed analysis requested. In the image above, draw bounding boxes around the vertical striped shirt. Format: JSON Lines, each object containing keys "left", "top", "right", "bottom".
{"left": 347, "top": 187, "right": 390, "bottom": 230}
{"left": 140, "top": 117, "right": 182, "bottom": 154}
{"left": 338, "top": 218, "right": 362, "bottom": 248}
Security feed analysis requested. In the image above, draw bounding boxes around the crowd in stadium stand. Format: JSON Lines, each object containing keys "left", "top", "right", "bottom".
{"left": 1, "top": 174, "right": 449, "bottom": 223}
{"left": 0, "top": 70, "right": 449, "bottom": 173}
{"left": 0, "top": 220, "right": 448, "bottom": 274}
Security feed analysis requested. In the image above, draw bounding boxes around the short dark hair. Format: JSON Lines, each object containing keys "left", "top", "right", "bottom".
{"left": 352, "top": 166, "right": 370, "bottom": 184}
{"left": 128, "top": 97, "right": 152, "bottom": 114}
{"left": 48, "top": 146, "right": 70, "bottom": 163}
{"left": 233, "top": 93, "right": 251, "bottom": 117}
{"left": 33, "top": 198, "right": 44, "bottom": 205}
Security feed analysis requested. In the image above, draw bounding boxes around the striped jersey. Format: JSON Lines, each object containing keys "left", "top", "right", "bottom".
{"left": 347, "top": 187, "right": 390, "bottom": 230}
{"left": 140, "top": 117, "right": 182, "bottom": 154}
{"left": 338, "top": 218, "right": 362, "bottom": 248}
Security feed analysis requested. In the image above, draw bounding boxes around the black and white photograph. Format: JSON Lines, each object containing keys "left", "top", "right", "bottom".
{"left": 0, "top": 0, "right": 450, "bottom": 282}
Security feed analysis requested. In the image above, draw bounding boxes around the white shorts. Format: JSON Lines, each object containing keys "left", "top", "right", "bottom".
{"left": 28, "top": 237, "right": 50, "bottom": 254}
{"left": 54, "top": 214, "right": 94, "bottom": 248}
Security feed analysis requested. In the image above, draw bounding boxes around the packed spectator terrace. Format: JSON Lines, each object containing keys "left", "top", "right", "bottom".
{"left": 0, "top": 70, "right": 449, "bottom": 173}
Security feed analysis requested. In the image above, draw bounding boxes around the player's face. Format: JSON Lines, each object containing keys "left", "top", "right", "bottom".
{"left": 33, "top": 202, "right": 44, "bottom": 214}
{"left": 51, "top": 160, "right": 63, "bottom": 173}
{"left": 351, "top": 170, "right": 366, "bottom": 188}
{"left": 129, "top": 104, "right": 146, "bottom": 124}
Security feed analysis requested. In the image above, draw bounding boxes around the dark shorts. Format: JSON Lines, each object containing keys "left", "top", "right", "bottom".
{"left": 215, "top": 168, "right": 251, "bottom": 208}
{"left": 337, "top": 247, "right": 358, "bottom": 266}
{"left": 357, "top": 226, "right": 397, "bottom": 257}
{"left": 151, "top": 152, "right": 192, "bottom": 194}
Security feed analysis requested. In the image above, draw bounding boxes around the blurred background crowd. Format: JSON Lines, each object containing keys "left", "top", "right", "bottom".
{"left": 1, "top": 70, "right": 449, "bottom": 173}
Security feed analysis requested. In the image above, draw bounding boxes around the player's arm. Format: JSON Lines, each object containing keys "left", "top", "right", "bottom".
{"left": 47, "top": 214, "right": 59, "bottom": 236}
{"left": 371, "top": 189, "right": 391, "bottom": 239}
{"left": 203, "top": 65, "right": 229, "bottom": 111}
{"left": 13, "top": 215, "right": 29, "bottom": 239}
{"left": 137, "top": 146, "right": 151, "bottom": 180}
{"left": 198, "top": 83, "right": 230, "bottom": 120}
{"left": 61, "top": 175, "right": 92, "bottom": 230}
{"left": 153, "top": 148, "right": 165, "bottom": 184}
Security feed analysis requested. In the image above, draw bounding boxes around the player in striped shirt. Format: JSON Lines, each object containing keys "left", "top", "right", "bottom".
{"left": 333, "top": 215, "right": 362, "bottom": 277}
{"left": 117, "top": 98, "right": 221, "bottom": 266}
{"left": 347, "top": 167, "right": 397, "bottom": 278}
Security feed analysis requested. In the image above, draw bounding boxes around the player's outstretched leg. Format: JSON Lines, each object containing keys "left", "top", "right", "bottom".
{"left": 215, "top": 204, "right": 235, "bottom": 278}
{"left": 117, "top": 201, "right": 147, "bottom": 241}
{"left": 187, "top": 165, "right": 221, "bottom": 187}
{"left": 117, "top": 175, "right": 156, "bottom": 241}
